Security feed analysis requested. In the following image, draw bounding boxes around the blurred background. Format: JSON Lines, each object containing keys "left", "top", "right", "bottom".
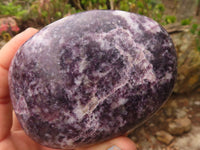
{"left": 0, "top": 0, "right": 200, "bottom": 149}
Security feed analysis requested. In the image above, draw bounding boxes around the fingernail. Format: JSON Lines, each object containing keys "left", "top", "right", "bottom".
{"left": 107, "top": 145, "right": 121, "bottom": 150}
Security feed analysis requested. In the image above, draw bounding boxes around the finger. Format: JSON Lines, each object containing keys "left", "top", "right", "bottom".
{"left": 0, "top": 66, "right": 9, "bottom": 100}
{"left": 0, "top": 67, "right": 12, "bottom": 141}
{"left": 11, "top": 111, "right": 22, "bottom": 131}
{"left": 77, "top": 136, "right": 137, "bottom": 150}
{"left": 40, "top": 136, "right": 137, "bottom": 150}
{"left": 0, "top": 100, "right": 12, "bottom": 142}
{"left": 0, "top": 28, "right": 38, "bottom": 99}
{"left": 0, "top": 27, "right": 38, "bottom": 70}
{"left": 0, "top": 28, "right": 38, "bottom": 142}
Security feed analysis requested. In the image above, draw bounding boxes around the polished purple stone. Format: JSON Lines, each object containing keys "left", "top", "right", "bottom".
{"left": 9, "top": 10, "right": 177, "bottom": 149}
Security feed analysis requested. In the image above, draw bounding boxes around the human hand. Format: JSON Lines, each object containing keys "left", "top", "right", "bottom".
{"left": 0, "top": 28, "right": 137, "bottom": 150}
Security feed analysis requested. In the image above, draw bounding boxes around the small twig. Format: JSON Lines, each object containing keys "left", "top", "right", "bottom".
{"left": 164, "top": 23, "right": 190, "bottom": 34}
{"left": 72, "top": 0, "right": 83, "bottom": 10}
{"left": 196, "top": 0, "right": 200, "bottom": 16}
{"left": 110, "top": 0, "right": 114, "bottom": 10}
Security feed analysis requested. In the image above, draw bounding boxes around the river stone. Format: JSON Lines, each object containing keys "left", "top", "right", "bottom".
{"left": 8, "top": 10, "right": 177, "bottom": 149}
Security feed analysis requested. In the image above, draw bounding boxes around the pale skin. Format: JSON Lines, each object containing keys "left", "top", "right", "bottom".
{"left": 0, "top": 28, "right": 137, "bottom": 150}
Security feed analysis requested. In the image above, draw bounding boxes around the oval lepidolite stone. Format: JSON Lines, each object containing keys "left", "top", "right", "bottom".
{"left": 9, "top": 10, "right": 177, "bottom": 149}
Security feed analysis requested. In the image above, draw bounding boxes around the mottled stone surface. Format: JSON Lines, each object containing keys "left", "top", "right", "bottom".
{"left": 9, "top": 10, "right": 177, "bottom": 149}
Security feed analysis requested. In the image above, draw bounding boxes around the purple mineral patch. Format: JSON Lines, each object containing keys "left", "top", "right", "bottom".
{"left": 9, "top": 10, "right": 177, "bottom": 149}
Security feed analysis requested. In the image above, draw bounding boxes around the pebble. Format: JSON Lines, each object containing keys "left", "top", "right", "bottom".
{"left": 194, "top": 101, "right": 200, "bottom": 106}
{"left": 168, "top": 117, "right": 192, "bottom": 135}
{"left": 175, "top": 109, "right": 187, "bottom": 118}
{"left": 155, "top": 130, "right": 174, "bottom": 145}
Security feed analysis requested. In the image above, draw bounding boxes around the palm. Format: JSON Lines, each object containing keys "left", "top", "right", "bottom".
{"left": 3, "top": 121, "right": 56, "bottom": 150}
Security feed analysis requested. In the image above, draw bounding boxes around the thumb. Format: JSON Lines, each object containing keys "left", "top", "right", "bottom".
{"left": 77, "top": 136, "right": 137, "bottom": 150}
